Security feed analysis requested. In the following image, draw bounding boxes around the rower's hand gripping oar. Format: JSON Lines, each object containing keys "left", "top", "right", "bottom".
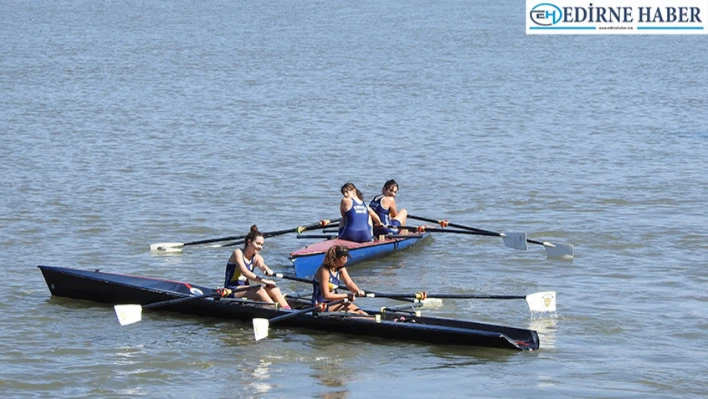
{"left": 150, "top": 218, "right": 340, "bottom": 252}
{"left": 363, "top": 291, "right": 556, "bottom": 312}
{"left": 253, "top": 298, "right": 347, "bottom": 341}
{"left": 113, "top": 285, "right": 259, "bottom": 326}
{"left": 408, "top": 215, "right": 574, "bottom": 258}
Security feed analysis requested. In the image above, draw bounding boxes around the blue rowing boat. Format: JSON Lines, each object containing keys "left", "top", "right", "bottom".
{"left": 289, "top": 230, "right": 431, "bottom": 278}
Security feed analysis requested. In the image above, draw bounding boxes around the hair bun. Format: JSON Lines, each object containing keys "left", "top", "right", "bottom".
{"left": 250, "top": 224, "right": 258, "bottom": 232}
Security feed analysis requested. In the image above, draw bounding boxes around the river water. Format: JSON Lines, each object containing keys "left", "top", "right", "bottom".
{"left": 1, "top": 0, "right": 707, "bottom": 398}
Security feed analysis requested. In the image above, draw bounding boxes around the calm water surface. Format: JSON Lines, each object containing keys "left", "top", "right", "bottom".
{"left": 1, "top": 0, "right": 707, "bottom": 398}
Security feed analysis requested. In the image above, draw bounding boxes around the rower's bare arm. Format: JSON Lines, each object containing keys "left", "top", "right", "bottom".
{"left": 387, "top": 198, "right": 398, "bottom": 218}
{"left": 340, "top": 198, "right": 351, "bottom": 217}
{"left": 340, "top": 268, "right": 362, "bottom": 296}
{"left": 368, "top": 208, "right": 382, "bottom": 225}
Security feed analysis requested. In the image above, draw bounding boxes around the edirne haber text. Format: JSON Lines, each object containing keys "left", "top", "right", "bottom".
{"left": 561, "top": 5, "right": 702, "bottom": 23}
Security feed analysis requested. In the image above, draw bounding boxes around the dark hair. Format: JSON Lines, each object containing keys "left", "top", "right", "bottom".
{"left": 322, "top": 245, "right": 349, "bottom": 269}
{"left": 341, "top": 182, "right": 365, "bottom": 201}
{"left": 244, "top": 225, "right": 264, "bottom": 248}
{"left": 383, "top": 179, "right": 398, "bottom": 192}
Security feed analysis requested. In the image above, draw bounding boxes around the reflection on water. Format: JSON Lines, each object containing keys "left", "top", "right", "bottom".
{"left": 241, "top": 358, "right": 273, "bottom": 395}
{"left": 312, "top": 357, "right": 350, "bottom": 399}
{"left": 529, "top": 316, "right": 559, "bottom": 350}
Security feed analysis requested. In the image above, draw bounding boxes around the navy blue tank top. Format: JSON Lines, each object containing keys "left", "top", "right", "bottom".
{"left": 312, "top": 268, "right": 341, "bottom": 305}
{"left": 224, "top": 254, "right": 255, "bottom": 288}
{"left": 338, "top": 198, "right": 372, "bottom": 242}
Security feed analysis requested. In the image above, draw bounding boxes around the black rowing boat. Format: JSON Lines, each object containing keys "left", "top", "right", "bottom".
{"left": 38, "top": 265, "right": 540, "bottom": 351}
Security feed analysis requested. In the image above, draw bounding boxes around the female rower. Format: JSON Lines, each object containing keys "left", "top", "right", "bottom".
{"left": 369, "top": 179, "right": 408, "bottom": 237}
{"left": 312, "top": 245, "right": 367, "bottom": 314}
{"left": 224, "top": 225, "right": 290, "bottom": 309}
{"left": 337, "top": 182, "right": 381, "bottom": 242}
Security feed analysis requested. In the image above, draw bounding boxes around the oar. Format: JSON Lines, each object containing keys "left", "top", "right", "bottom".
{"left": 271, "top": 273, "right": 443, "bottom": 307}
{"left": 409, "top": 215, "right": 574, "bottom": 257}
{"left": 295, "top": 234, "right": 337, "bottom": 240}
{"left": 150, "top": 218, "right": 340, "bottom": 252}
{"left": 363, "top": 291, "right": 556, "bottom": 312}
{"left": 253, "top": 298, "right": 347, "bottom": 341}
{"left": 113, "top": 285, "right": 259, "bottom": 326}
{"left": 397, "top": 225, "right": 500, "bottom": 237}
{"left": 150, "top": 236, "right": 244, "bottom": 252}
{"left": 218, "top": 219, "right": 341, "bottom": 248}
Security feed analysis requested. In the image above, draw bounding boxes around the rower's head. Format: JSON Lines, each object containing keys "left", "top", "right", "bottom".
{"left": 244, "top": 225, "right": 265, "bottom": 253}
{"left": 323, "top": 245, "right": 352, "bottom": 269}
{"left": 341, "top": 182, "right": 364, "bottom": 201}
{"left": 382, "top": 179, "right": 399, "bottom": 197}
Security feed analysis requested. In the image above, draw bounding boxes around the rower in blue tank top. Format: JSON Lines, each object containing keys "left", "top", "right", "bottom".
{"left": 224, "top": 225, "right": 291, "bottom": 309}
{"left": 369, "top": 179, "right": 408, "bottom": 236}
{"left": 311, "top": 245, "right": 367, "bottom": 314}
{"left": 337, "top": 182, "right": 382, "bottom": 242}
{"left": 225, "top": 254, "right": 255, "bottom": 287}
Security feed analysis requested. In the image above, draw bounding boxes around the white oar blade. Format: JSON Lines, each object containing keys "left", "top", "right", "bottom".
{"left": 544, "top": 242, "right": 574, "bottom": 258}
{"left": 525, "top": 291, "right": 556, "bottom": 313}
{"left": 420, "top": 298, "right": 444, "bottom": 308}
{"left": 114, "top": 304, "right": 143, "bottom": 326}
{"left": 149, "top": 243, "right": 184, "bottom": 252}
{"left": 253, "top": 318, "right": 270, "bottom": 341}
{"left": 502, "top": 232, "right": 528, "bottom": 250}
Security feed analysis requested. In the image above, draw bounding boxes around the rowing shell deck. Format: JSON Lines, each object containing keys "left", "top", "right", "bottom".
{"left": 38, "top": 265, "right": 540, "bottom": 351}
{"left": 289, "top": 231, "right": 431, "bottom": 278}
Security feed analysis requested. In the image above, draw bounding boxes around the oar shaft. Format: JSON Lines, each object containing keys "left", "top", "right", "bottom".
{"left": 274, "top": 273, "right": 311, "bottom": 284}
{"left": 143, "top": 292, "right": 222, "bottom": 309}
{"left": 398, "top": 226, "right": 498, "bottom": 237}
{"left": 268, "top": 299, "right": 346, "bottom": 324}
{"left": 143, "top": 285, "right": 259, "bottom": 309}
{"left": 427, "top": 294, "right": 525, "bottom": 300}
{"left": 409, "top": 215, "right": 501, "bottom": 237}
{"left": 367, "top": 291, "right": 525, "bottom": 300}
{"left": 183, "top": 235, "right": 244, "bottom": 246}
{"left": 221, "top": 219, "right": 341, "bottom": 247}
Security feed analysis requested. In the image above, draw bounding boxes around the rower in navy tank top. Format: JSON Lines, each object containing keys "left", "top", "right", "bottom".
{"left": 337, "top": 182, "right": 381, "bottom": 242}
{"left": 311, "top": 245, "right": 367, "bottom": 315}
{"left": 223, "top": 225, "right": 290, "bottom": 309}
{"left": 339, "top": 197, "right": 372, "bottom": 242}
{"left": 369, "top": 179, "right": 407, "bottom": 236}
{"left": 225, "top": 254, "right": 255, "bottom": 288}
{"left": 370, "top": 194, "right": 399, "bottom": 235}
{"left": 312, "top": 268, "right": 341, "bottom": 305}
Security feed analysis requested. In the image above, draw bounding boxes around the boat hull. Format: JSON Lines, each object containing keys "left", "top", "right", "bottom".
{"left": 290, "top": 232, "right": 431, "bottom": 278}
{"left": 37, "top": 265, "right": 540, "bottom": 351}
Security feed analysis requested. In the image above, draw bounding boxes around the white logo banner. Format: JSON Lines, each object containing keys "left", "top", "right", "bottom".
{"left": 527, "top": 0, "right": 708, "bottom": 34}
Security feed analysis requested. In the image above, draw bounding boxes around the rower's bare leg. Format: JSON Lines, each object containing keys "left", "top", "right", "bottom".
{"left": 396, "top": 209, "right": 408, "bottom": 225}
{"left": 248, "top": 287, "right": 274, "bottom": 303}
{"left": 266, "top": 286, "right": 290, "bottom": 309}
